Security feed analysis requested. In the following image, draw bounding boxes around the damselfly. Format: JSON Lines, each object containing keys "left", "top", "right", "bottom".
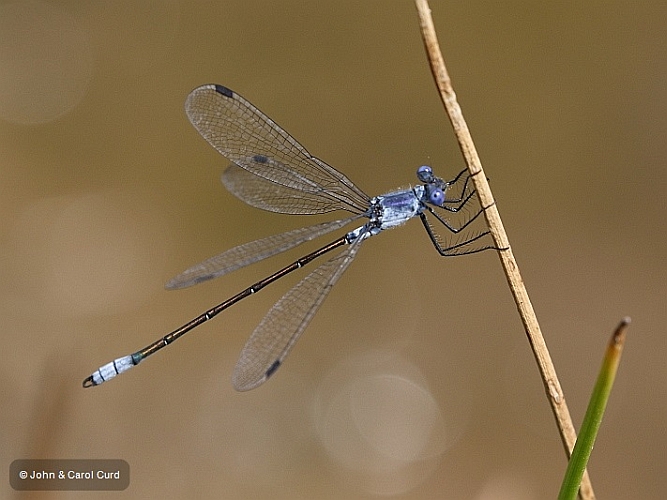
{"left": 83, "top": 84, "right": 495, "bottom": 391}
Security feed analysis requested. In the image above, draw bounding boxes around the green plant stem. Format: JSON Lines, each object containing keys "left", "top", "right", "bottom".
{"left": 558, "top": 318, "right": 630, "bottom": 500}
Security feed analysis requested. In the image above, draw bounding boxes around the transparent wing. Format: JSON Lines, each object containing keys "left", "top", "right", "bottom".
{"left": 232, "top": 230, "right": 366, "bottom": 391}
{"left": 185, "top": 84, "right": 370, "bottom": 214}
{"left": 222, "top": 163, "right": 355, "bottom": 215}
{"left": 165, "top": 216, "right": 361, "bottom": 289}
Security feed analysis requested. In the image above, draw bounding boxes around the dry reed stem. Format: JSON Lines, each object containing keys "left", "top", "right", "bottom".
{"left": 414, "top": 1, "right": 594, "bottom": 498}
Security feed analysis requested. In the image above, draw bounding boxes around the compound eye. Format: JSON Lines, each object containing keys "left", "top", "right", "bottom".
{"left": 427, "top": 186, "right": 444, "bottom": 206}
{"left": 417, "top": 165, "right": 433, "bottom": 183}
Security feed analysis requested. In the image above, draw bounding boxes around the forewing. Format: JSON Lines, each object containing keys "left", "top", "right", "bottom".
{"left": 232, "top": 231, "right": 366, "bottom": 391}
{"left": 185, "top": 85, "right": 369, "bottom": 214}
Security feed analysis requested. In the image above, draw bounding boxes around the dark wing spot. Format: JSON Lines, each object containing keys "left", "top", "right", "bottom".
{"left": 214, "top": 85, "right": 234, "bottom": 98}
{"left": 252, "top": 154, "right": 269, "bottom": 164}
{"left": 265, "top": 359, "right": 281, "bottom": 379}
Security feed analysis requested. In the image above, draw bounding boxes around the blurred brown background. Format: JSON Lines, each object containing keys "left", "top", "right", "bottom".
{"left": 1, "top": 1, "right": 665, "bottom": 498}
